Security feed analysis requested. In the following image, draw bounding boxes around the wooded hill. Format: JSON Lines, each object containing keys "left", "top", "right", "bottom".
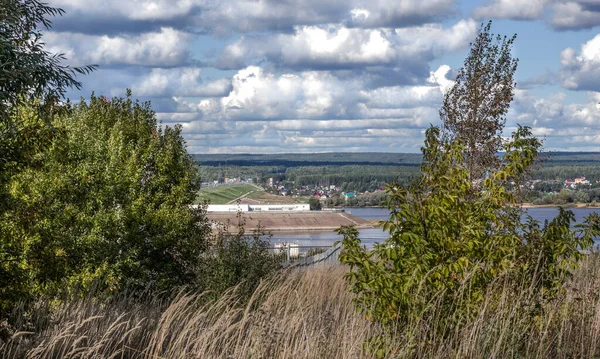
{"left": 192, "top": 152, "right": 422, "bottom": 167}
{"left": 194, "top": 152, "right": 600, "bottom": 188}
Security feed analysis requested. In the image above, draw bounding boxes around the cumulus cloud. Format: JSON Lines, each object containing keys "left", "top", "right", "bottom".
{"left": 510, "top": 89, "right": 600, "bottom": 150}
{"left": 51, "top": 0, "right": 203, "bottom": 21}
{"left": 132, "top": 68, "right": 232, "bottom": 97}
{"left": 49, "top": 0, "right": 600, "bottom": 35}
{"left": 210, "top": 66, "right": 362, "bottom": 120}
{"left": 180, "top": 122, "right": 428, "bottom": 153}
{"left": 471, "top": 0, "right": 600, "bottom": 31}
{"left": 164, "top": 65, "right": 453, "bottom": 152}
{"left": 44, "top": 27, "right": 192, "bottom": 67}
{"left": 560, "top": 34, "right": 600, "bottom": 91}
{"left": 45, "top": 0, "right": 600, "bottom": 153}
{"left": 166, "top": 64, "right": 600, "bottom": 153}
{"left": 550, "top": 0, "right": 600, "bottom": 30}
{"left": 50, "top": 0, "right": 457, "bottom": 35}
{"left": 473, "top": 0, "right": 547, "bottom": 20}
{"left": 174, "top": 65, "right": 450, "bottom": 121}
{"left": 218, "top": 20, "right": 477, "bottom": 71}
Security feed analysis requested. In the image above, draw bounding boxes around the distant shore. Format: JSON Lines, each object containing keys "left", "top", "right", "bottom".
{"left": 520, "top": 203, "right": 600, "bottom": 209}
{"left": 207, "top": 211, "right": 372, "bottom": 232}
{"left": 342, "top": 204, "right": 600, "bottom": 210}
{"left": 344, "top": 204, "right": 600, "bottom": 210}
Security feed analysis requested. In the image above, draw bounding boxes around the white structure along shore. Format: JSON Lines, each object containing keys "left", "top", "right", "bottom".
{"left": 205, "top": 204, "right": 310, "bottom": 212}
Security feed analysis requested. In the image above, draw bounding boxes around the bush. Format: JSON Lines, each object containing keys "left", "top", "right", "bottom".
{"left": 0, "top": 93, "right": 211, "bottom": 313}
{"left": 198, "top": 220, "right": 282, "bottom": 300}
{"left": 337, "top": 126, "right": 600, "bottom": 349}
{"left": 308, "top": 197, "right": 322, "bottom": 210}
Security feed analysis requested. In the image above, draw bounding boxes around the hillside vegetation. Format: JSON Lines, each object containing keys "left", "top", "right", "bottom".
{"left": 196, "top": 183, "right": 258, "bottom": 204}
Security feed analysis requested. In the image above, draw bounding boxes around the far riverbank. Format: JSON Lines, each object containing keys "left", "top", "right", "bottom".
{"left": 269, "top": 207, "right": 600, "bottom": 248}
{"left": 325, "top": 203, "right": 600, "bottom": 210}
{"left": 207, "top": 211, "right": 370, "bottom": 232}
{"left": 520, "top": 203, "right": 600, "bottom": 209}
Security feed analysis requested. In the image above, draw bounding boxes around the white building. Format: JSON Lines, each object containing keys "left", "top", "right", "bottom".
{"left": 206, "top": 203, "right": 310, "bottom": 212}
{"left": 205, "top": 204, "right": 249, "bottom": 212}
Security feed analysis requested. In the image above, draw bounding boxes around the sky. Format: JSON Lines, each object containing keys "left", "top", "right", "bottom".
{"left": 45, "top": 0, "right": 600, "bottom": 154}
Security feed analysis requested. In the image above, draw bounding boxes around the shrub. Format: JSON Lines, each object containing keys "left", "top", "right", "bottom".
{"left": 198, "top": 219, "right": 283, "bottom": 301}
{"left": 337, "top": 126, "right": 600, "bottom": 349}
{"left": 308, "top": 197, "right": 322, "bottom": 210}
{"left": 0, "top": 93, "right": 211, "bottom": 313}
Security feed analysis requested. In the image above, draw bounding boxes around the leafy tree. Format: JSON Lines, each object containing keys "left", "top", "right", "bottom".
{"left": 0, "top": 0, "right": 95, "bottom": 123}
{"left": 198, "top": 221, "right": 282, "bottom": 301}
{"left": 338, "top": 127, "right": 600, "bottom": 342}
{"left": 337, "top": 24, "right": 600, "bottom": 355}
{"left": 0, "top": 93, "right": 210, "bottom": 312}
{"left": 0, "top": 0, "right": 95, "bottom": 238}
{"left": 308, "top": 197, "right": 322, "bottom": 210}
{"left": 440, "top": 21, "right": 518, "bottom": 180}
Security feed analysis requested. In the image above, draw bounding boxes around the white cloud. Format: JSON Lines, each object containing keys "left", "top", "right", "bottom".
{"left": 427, "top": 65, "right": 455, "bottom": 93}
{"left": 216, "top": 66, "right": 359, "bottom": 120}
{"left": 473, "top": 0, "right": 547, "bottom": 20}
{"left": 50, "top": 0, "right": 457, "bottom": 35}
{"left": 560, "top": 34, "right": 600, "bottom": 91}
{"left": 202, "top": 0, "right": 456, "bottom": 33}
{"left": 219, "top": 20, "right": 476, "bottom": 70}
{"left": 511, "top": 89, "right": 600, "bottom": 150}
{"left": 168, "top": 65, "right": 453, "bottom": 152}
{"left": 550, "top": 0, "right": 600, "bottom": 30}
{"left": 174, "top": 65, "right": 451, "bottom": 122}
{"left": 132, "top": 68, "right": 232, "bottom": 97}
{"left": 471, "top": 0, "right": 600, "bottom": 30}
{"left": 45, "top": 27, "right": 192, "bottom": 66}
{"left": 50, "top": 0, "right": 203, "bottom": 21}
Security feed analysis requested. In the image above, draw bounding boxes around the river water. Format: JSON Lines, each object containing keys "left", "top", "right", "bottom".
{"left": 270, "top": 207, "right": 600, "bottom": 248}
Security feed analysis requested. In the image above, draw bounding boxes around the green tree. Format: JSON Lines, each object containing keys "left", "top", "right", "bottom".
{"left": 198, "top": 221, "right": 282, "bottom": 301}
{"left": 338, "top": 127, "right": 600, "bottom": 341}
{"left": 308, "top": 197, "right": 322, "bottom": 210}
{"left": 0, "top": 0, "right": 95, "bottom": 167}
{"left": 0, "top": 0, "right": 95, "bottom": 123}
{"left": 440, "top": 21, "right": 518, "bottom": 180}
{"left": 1, "top": 93, "right": 210, "bottom": 312}
{"left": 556, "top": 188, "right": 573, "bottom": 204}
{"left": 0, "top": 0, "right": 95, "bottom": 254}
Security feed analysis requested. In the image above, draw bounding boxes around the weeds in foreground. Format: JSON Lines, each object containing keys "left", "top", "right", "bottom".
{"left": 4, "top": 255, "right": 600, "bottom": 358}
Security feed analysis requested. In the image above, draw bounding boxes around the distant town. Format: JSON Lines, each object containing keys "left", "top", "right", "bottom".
{"left": 195, "top": 152, "right": 600, "bottom": 208}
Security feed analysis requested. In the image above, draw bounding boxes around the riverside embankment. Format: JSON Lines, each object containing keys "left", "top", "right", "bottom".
{"left": 207, "top": 211, "right": 370, "bottom": 232}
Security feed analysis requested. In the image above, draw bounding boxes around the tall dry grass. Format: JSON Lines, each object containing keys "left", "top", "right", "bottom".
{"left": 1, "top": 266, "right": 375, "bottom": 358}
{"left": 4, "top": 255, "right": 600, "bottom": 358}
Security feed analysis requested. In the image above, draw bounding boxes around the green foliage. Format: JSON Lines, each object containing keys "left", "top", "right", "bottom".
{"left": 440, "top": 20, "right": 518, "bottom": 179}
{"left": 308, "top": 197, "right": 322, "bottom": 210}
{"left": 338, "top": 126, "right": 600, "bottom": 335}
{"left": 0, "top": 0, "right": 96, "bottom": 124}
{"left": 198, "top": 161, "right": 420, "bottom": 193}
{"left": 284, "top": 165, "right": 418, "bottom": 191}
{"left": 0, "top": 0, "right": 95, "bottom": 222}
{"left": 0, "top": 93, "right": 210, "bottom": 313}
{"left": 196, "top": 184, "right": 256, "bottom": 204}
{"left": 198, "top": 220, "right": 282, "bottom": 300}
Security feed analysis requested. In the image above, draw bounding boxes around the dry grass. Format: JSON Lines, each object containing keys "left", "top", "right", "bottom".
{"left": 1, "top": 266, "right": 374, "bottom": 358}
{"left": 4, "top": 255, "right": 600, "bottom": 358}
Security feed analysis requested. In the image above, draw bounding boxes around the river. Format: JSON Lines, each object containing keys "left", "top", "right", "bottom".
{"left": 269, "top": 207, "right": 600, "bottom": 248}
